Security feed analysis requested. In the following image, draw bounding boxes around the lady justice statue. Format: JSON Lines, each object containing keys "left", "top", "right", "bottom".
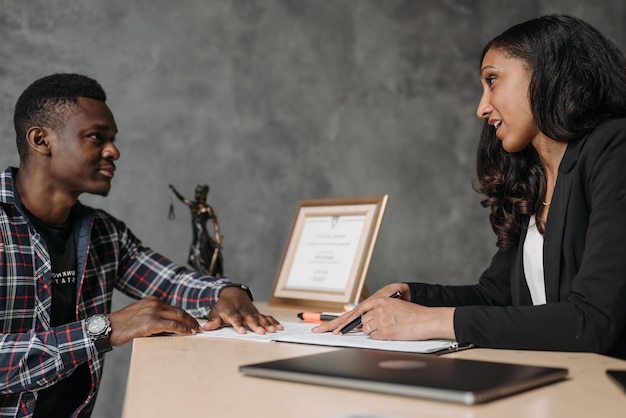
{"left": 168, "top": 184, "right": 224, "bottom": 277}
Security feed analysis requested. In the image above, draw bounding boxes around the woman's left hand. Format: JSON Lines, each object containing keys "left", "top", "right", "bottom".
{"left": 360, "top": 299, "right": 456, "bottom": 341}
{"left": 313, "top": 294, "right": 456, "bottom": 341}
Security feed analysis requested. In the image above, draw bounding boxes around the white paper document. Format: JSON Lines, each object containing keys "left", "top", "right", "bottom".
{"left": 196, "top": 322, "right": 461, "bottom": 354}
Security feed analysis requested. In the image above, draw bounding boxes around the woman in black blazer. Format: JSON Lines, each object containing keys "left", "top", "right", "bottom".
{"left": 314, "top": 15, "right": 626, "bottom": 359}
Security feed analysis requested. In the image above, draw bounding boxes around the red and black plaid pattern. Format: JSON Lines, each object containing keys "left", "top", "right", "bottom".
{"left": 0, "top": 167, "right": 230, "bottom": 417}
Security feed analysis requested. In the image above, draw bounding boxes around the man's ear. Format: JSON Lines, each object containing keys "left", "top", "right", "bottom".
{"left": 25, "top": 126, "right": 52, "bottom": 156}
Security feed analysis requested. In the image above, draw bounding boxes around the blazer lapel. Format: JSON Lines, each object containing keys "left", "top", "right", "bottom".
{"left": 543, "top": 138, "right": 585, "bottom": 302}
{"left": 512, "top": 225, "right": 533, "bottom": 305}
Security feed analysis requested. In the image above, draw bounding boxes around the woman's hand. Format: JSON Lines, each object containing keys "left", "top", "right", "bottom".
{"left": 312, "top": 283, "right": 409, "bottom": 334}
{"left": 360, "top": 300, "right": 456, "bottom": 341}
{"left": 312, "top": 283, "right": 456, "bottom": 341}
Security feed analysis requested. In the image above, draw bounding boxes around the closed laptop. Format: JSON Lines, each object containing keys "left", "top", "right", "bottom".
{"left": 240, "top": 348, "right": 568, "bottom": 404}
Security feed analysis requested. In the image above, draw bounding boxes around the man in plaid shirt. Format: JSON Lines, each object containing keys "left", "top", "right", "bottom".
{"left": 0, "top": 74, "right": 282, "bottom": 417}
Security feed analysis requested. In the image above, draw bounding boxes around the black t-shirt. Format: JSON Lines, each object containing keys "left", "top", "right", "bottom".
{"left": 23, "top": 207, "right": 92, "bottom": 417}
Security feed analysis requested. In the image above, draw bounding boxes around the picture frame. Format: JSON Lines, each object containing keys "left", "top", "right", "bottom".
{"left": 269, "top": 195, "right": 388, "bottom": 310}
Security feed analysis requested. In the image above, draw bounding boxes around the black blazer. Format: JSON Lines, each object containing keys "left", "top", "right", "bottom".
{"left": 409, "top": 118, "right": 626, "bottom": 359}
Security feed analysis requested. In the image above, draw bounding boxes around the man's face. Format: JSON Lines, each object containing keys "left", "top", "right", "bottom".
{"left": 47, "top": 97, "right": 119, "bottom": 197}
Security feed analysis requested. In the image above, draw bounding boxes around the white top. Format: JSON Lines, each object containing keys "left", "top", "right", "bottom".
{"left": 523, "top": 215, "right": 547, "bottom": 305}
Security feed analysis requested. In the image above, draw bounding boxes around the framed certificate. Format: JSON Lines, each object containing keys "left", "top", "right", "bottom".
{"left": 269, "top": 195, "right": 388, "bottom": 310}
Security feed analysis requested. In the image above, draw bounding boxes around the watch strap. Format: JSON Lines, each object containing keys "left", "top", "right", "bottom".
{"left": 93, "top": 335, "right": 112, "bottom": 353}
{"left": 218, "top": 283, "right": 254, "bottom": 301}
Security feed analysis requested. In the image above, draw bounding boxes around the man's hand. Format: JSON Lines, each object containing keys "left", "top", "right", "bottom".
{"left": 203, "top": 287, "right": 283, "bottom": 334}
{"left": 108, "top": 296, "right": 202, "bottom": 346}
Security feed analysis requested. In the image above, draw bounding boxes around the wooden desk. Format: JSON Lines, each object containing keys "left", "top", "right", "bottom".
{"left": 122, "top": 304, "right": 626, "bottom": 417}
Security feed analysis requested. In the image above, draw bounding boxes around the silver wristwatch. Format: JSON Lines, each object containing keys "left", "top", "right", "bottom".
{"left": 85, "top": 314, "right": 112, "bottom": 353}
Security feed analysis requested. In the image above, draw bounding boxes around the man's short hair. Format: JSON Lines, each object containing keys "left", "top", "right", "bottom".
{"left": 13, "top": 73, "right": 107, "bottom": 160}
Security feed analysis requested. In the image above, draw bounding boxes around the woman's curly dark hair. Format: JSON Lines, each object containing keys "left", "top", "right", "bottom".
{"left": 475, "top": 15, "right": 626, "bottom": 247}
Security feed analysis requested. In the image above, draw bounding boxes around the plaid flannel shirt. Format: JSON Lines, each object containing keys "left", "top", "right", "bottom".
{"left": 0, "top": 167, "right": 231, "bottom": 417}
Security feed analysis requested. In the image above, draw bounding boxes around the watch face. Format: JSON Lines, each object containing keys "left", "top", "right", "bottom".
{"left": 87, "top": 315, "right": 107, "bottom": 334}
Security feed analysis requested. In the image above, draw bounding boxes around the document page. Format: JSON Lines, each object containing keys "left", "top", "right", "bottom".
{"left": 196, "top": 322, "right": 460, "bottom": 354}
{"left": 195, "top": 322, "right": 314, "bottom": 343}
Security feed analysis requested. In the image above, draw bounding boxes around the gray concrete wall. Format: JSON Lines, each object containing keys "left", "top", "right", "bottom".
{"left": 0, "top": 1, "right": 624, "bottom": 417}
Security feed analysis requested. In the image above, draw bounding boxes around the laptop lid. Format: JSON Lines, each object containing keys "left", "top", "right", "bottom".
{"left": 240, "top": 348, "right": 568, "bottom": 404}
{"left": 607, "top": 369, "right": 626, "bottom": 392}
